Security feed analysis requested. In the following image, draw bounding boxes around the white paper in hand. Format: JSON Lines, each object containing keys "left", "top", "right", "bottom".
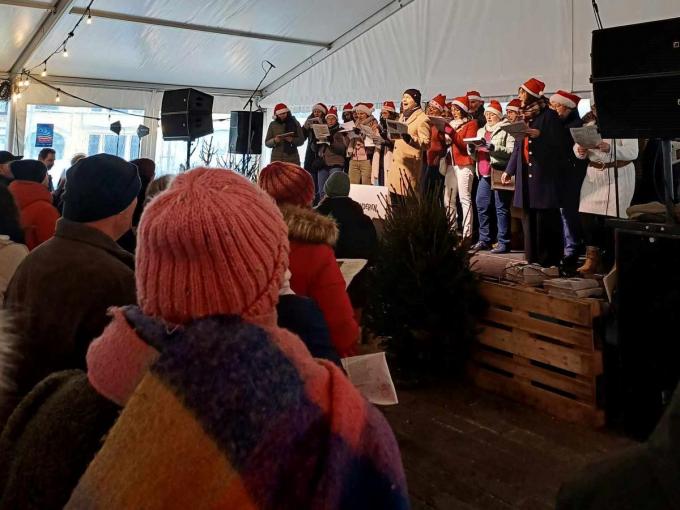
{"left": 312, "top": 123, "right": 330, "bottom": 139}
{"left": 337, "top": 258, "right": 368, "bottom": 288}
{"left": 341, "top": 352, "right": 399, "bottom": 405}
{"left": 570, "top": 126, "right": 602, "bottom": 150}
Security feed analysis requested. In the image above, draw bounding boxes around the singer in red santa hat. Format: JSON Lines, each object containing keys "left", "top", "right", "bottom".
{"left": 265, "top": 103, "right": 305, "bottom": 165}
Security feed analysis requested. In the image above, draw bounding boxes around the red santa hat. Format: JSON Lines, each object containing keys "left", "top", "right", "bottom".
{"left": 354, "top": 102, "right": 374, "bottom": 116}
{"left": 381, "top": 101, "right": 396, "bottom": 113}
{"left": 466, "top": 90, "right": 484, "bottom": 103}
{"left": 429, "top": 94, "right": 447, "bottom": 111}
{"left": 342, "top": 102, "right": 353, "bottom": 113}
{"left": 312, "top": 103, "right": 328, "bottom": 114}
{"left": 550, "top": 90, "right": 581, "bottom": 109}
{"left": 486, "top": 100, "right": 503, "bottom": 118}
{"left": 451, "top": 96, "right": 470, "bottom": 114}
{"left": 506, "top": 98, "right": 522, "bottom": 113}
{"left": 326, "top": 106, "right": 338, "bottom": 119}
{"left": 520, "top": 78, "right": 546, "bottom": 98}
{"left": 273, "top": 103, "right": 289, "bottom": 119}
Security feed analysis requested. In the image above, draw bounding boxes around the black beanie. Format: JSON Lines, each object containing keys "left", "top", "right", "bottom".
{"left": 404, "top": 88, "right": 422, "bottom": 107}
{"left": 10, "top": 159, "right": 47, "bottom": 183}
{"left": 63, "top": 154, "right": 141, "bottom": 223}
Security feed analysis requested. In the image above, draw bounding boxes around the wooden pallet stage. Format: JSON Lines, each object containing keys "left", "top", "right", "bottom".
{"left": 468, "top": 280, "right": 606, "bottom": 427}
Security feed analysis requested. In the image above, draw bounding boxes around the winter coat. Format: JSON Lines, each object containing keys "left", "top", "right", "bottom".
{"left": 426, "top": 125, "right": 447, "bottom": 167}
{"left": 389, "top": 108, "right": 431, "bottom": 195}
{"left": 281, "top": 204, "right": 359, "bottom": 357}
{"left": 575, "top": 136, "right": 638, "bottom": 217}
{"left": 66, "top": 307, "right": 408, "bottom": 509}
{"left": 347, "top": 117, "right": 380, "bottom": 160}
{"left": 505, "top": 107, "right": 569, "bottom": 209}
{"left": 557, "top": 380, "right": 680, "bottom": 510}
{"left": 372, "top": 120, "right": 394, "bottom": 184}
{"left": 468, "top": 121, "right": 515, "bottom": 170}
{"left": 303, "top": 115, "right": 326, "bottom": 172}
{"left": 277, "top": 294, "right": 341, "bottom": 366}
{"left": 560, "top": 110, "right": 588, "bottom": 211}
{"left": 318, "top": 123, "right": 348, "bottom": 169}
{"left": 8, "top": 180, "right": 60, "bottom": 251}
{"left": 0, "top": 370, "right": 120, "bottom": 510}
{"left": 1, "top": 218, "right": 136, "bottom": 425}
{"left": 0, "top": 237, "right": 27, "bottom": 305}
{"left": 448, "top": 119, "right": 479, "bottom": 167}
{"left": 265, "top": 116, "right": 305, "bottom": 164}
{"left": 315, "top": 196, "right": 378, "bottom": 261}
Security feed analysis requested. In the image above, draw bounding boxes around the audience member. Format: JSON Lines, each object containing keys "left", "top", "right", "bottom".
{"left": 52, "top": 153, "right": 87, "bottom": 213}
{"left": 0, "top": 151, "right": 21, "bottom": 187}
{"left": 58, "top": 168, "right": 406, "bottom": 509}
{"left": 265, "top": 103, "right": 305, "bottom": 164}
{"left": 389, "top": 88, "right": 431, "bottom": 202}
{"left": 468, "top": 100, "right": 515, "bottom": 253}
{"left": 38, "top": 148, "right": 56, "bottom": 192}
{"left": 1, "top": 154, "right": 139, "bottom": 425}
{"left": 259, "top": 161, "right": 359, "bottom": 357}
{"left": 443, "top": 96, "right": 478, "bottom": 239}
{"left": 8, "top": 160, "right": 59, "bottom": 250}
{"left": 0, "top": 187, "right": 28, "bottom": 303}
{"left": 145, "top": 174, "right": 174, "bottom": 205}
{"left": 117, "top": 158, "right": 156, "bottom": 253}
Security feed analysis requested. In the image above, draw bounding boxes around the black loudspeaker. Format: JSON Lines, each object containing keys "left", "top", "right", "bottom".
{"left": 161, "top": 88, "right": 214, "bottom": 141}
{"left": 229, "top": 111, "right": 263, "bottom": 154}
{"left": 591, "top": 17, "right": 680, "bottom": 139}
{"left": 611, "top": 222, "right": 680, "bottom": 440}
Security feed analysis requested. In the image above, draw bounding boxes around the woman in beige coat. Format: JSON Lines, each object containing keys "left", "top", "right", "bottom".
{"left": 387, "top": 88, "right": 431, "bottom": 202}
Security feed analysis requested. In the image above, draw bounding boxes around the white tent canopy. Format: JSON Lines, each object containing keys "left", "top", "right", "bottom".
{"left": 1, "top": 0, "right": 679, "bottom": 157}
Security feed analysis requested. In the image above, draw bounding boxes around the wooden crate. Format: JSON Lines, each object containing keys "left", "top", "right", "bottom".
{"left": 468, "top": 280, "right": 605, "bottom": 427}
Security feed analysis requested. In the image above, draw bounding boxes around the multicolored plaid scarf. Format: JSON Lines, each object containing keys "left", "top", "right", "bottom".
{"left": 520, "top": 97, "right": 547, "bottom": 123}
{"left": 68, "top": 307, "right": 409, "bottom": 510}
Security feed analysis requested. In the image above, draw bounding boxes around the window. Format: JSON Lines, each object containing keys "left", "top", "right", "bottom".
{"left": 154, "top": 114, "right": 231, "bottom": 175}
{"left": 0, "top": 102, "right": 8, "bottom": 151}
{"left": 24, "top": 104, "right": 146, "bottom": 184}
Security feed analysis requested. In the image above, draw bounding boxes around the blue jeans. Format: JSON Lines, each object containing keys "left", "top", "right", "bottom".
{"left": 560, "top": 207, "right": 582, "bottom": 257}
{"left": 317, "top": 166, "right": 343, "bottom": 199}
{"left": 476, "top": 176, "right": 512, "bottom": 247}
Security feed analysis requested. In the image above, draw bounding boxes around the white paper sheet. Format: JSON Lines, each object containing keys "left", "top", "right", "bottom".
{"left": 570, "top": 126, "right": 602, "bottom": 150}
{"left": 341, "top": 352, "right": 398, "bottom": 406}
{"left": 337, "top": 258, "right": 368, "bottom": 288}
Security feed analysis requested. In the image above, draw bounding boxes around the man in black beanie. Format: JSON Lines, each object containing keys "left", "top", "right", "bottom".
{"left": 2, "top": 154, "right": 141, "bottom": 426}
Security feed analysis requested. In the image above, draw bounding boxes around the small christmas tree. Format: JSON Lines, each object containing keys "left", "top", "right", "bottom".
{"left": 365, "top": 182, "right": 487, "bottom": 383}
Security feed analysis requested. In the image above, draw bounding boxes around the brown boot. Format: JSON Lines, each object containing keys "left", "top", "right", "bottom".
{"left": 577, "top": 246, "right": 600, "bottom": 276}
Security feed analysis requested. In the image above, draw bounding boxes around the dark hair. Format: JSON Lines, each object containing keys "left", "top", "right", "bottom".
{"left": 145, "top": 175, "right": 174, "bottom": 205}
{"left": 38, "top": 148, "right": 56, "bottom": 160}
{"left": 130, "top": 158, "right": 156, "bottom": 226}
{"left": 0, "top": 184, "right": 25, "bottom": 244}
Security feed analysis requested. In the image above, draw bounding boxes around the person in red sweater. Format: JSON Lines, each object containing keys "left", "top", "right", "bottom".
{"left": 259, "top": 161, "right": 359, "bottom": 357}
{"left": 8, "top": 159, "right": 60, "bottom": 250}
{"left": 443, "top": 96, "right": 479, "bottom": 240}
{"left": 423, "top": 94, "right": 447, "bottom": 200}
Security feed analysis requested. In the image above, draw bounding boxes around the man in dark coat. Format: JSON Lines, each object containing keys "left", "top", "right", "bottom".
{"left": 502, "top": 78, "right": 570, "bottom": 267}
{"left": 549, "top": 90, "right": 588, "bottom": 273}
{"left": 1, "top": 154, "right": 140, "bottom": 425}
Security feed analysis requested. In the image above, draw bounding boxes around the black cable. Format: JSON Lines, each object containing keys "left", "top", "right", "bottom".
{"left": 592, "top": 0, "right": 604, "bottom": 30}
{"left": 28, "top": 75, "right": 160, "bottom": 121}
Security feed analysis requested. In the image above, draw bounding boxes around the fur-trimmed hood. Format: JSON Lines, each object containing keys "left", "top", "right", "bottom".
{"left": 281, "top": 204, "right": 338, "bottom": 246}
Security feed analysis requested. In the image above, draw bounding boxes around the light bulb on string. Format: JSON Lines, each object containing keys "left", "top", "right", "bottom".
{"left": 63, "top": 47, "right": 69, "bottom": 58}
{"left": 16, "top": 92, "right": 22, "bottom": 99}
{"left": 55, "top": 91, "right": 61, "bottom": 103}
{"left": 86, "top": 9, "right": 92, "bottom": 24}
{"left": 24, "top": 77, "right": 30, "bottom": 87}
{"left": 41, "top": 66, "right": 47, "bottom": 77}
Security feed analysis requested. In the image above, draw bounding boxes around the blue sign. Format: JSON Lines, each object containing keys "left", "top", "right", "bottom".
{"left": 35, "top": 123, "right": 54, "bottom": 147}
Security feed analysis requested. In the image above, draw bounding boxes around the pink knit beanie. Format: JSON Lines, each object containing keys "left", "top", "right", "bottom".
{"left": 258, "top": 161, "right": 315, "bottom": 207}
{"left": 136, "top": 168, "right": 289, "bottom": 325}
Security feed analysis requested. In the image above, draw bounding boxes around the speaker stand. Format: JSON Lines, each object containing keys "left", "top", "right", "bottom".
{"left": 186, "top": 139, "right": 192, "bottom": 171}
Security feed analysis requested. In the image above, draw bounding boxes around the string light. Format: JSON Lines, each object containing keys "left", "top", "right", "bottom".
{"left": 86, "top": 9, "right": 92, "bottom": 24}
{"left": 55, "top": 91, "right": 61, "bottom": 102}
{"left": 41, "top": 65, "right": 47, "bottom": 77}
{"left": 63, "top": 47, "right": 69, "bottom": 58}
{"left": 16, "top": 92, "right": 22, "bottom": 99}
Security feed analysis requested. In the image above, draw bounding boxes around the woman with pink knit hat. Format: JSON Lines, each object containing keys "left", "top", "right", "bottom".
{"left": 60, "top": 168, "right": 407, "bottom": 509}
{"left": 259, "top": 161, "right": 359, "bottom": 358}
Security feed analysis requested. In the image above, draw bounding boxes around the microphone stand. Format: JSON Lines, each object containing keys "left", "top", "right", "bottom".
{"left": 242, "top": 61, "right": 275, "bottom": 173}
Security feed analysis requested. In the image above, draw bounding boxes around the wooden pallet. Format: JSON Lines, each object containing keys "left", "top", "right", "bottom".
{"left": 468, "top": 280, "right": 606, "bottom": 427}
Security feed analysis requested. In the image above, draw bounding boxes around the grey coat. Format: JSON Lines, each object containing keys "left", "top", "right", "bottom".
{"left": 265, "top": 116, "right": 305, "bottom": 164}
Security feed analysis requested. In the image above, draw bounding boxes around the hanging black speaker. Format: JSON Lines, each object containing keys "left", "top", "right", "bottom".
{"left": 229, "top": 111, "right": 263, "bottom": 154}
{"left": 591, "top": 17, "right": 680, "bottom": 139}
{"left": 161, "top": 88, "right": 214, "bottom": 141}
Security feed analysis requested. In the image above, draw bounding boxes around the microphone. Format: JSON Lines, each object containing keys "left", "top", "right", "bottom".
{"left": 265, "top": 60, "right": 276, "bottom": 69}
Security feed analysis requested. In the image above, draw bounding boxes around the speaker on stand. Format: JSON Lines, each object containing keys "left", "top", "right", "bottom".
{"left": 160, "top": 88, "right": 214, "bottom": 170}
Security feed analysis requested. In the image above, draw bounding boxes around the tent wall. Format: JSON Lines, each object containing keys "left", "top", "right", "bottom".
{"left": 262, "top": 0, "right": 680, "bottom": 107}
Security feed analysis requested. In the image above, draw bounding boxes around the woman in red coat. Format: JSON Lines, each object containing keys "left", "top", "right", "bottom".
{"left": 8, "top": 160, "right": 59, "bottom": 250}
{"left": 259, "top": 161, "right": 359, "bottom": 357}
{"left": 443, "top": 96, "right": 479, "bottom": 240}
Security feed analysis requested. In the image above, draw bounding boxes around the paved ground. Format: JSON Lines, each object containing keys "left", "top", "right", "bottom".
{"left": 382, "top": 383, "right": 633, "bottom": 510}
